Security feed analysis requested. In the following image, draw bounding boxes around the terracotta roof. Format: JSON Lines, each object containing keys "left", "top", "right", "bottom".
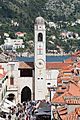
{"left": 19, "top": 62, "right": 34, "bottom": 69}
{"left": 52, "top": 94, "right": 65, "bottom": 104}
{"left": 62, "top": 85, "right": 66, "bottom": 89}
{"left": 54, "top": 107, "right": 79, "bottom": 120}
{"left": 0, "top": 70, "right": 7, "bottom": 79}
{"left": 61, "top": 76, "right": 79, "bottom": 83}
{"left": 61, "top": 76, "right": 71, "bottom": 81}
{"left": 46, "top": 62, "right": 69, "bottom": 69}
{"left": 72, "top": 76, "right": 79, "bottom": 82}
{"left": 62, "top": 69, "right": 72, "bottom": 73}
{"left": 53, "top": 107, "right": 67, "bottom": 119}
{"left": 58, "top": 107, "right": 67, "bottom": 115}
{"left": 58, "top": 71, "right": 63, "bottom": 78}
{"left": 0, "top": 65, "right": 2, "bottom": 68}
{"left": 57, "top": 76, "right": 70, "bottom": 85}
{"left": 66, "top": 65, "right": 74, "bottom": 70}
{"left": 52, "top": 80, "right": 80, "bottom": 104}
{"left": 19, "top": 61, "right": 70, "bottom": 70}
{"left": 64, "top": 58, "right": 73, "bottom": 64}
{"left": 0, "top": 73, "right": 6, "bottom": 79}
{"left": 77, "top": 62, "right": 80, "bottom": 68}
{"left": 62, "top": 112, "right": 78, "bottom": 120}
{"left": 52, "top": 91, "right": 72, "bottom": 104}
{"left": 68, "top": 80, "right": 80, "bottom": 96}
{"left": 53, "top": 106, "right": 79, "bottom": 120}
{"left": 57, "top": 106, "right": 67, "bottom": 112}
{"left": 53, "top": 93, "right": 59, "bottom": 99}
{"left": 57, "top": 78, "right": 62, "bottom": 84}
{"left": 56, "top": 89, "right": 65, "bottom": 94}
{"left": 15, "top": 32, "right": 26, "bottom": 35}
{"left": 73, "top": 50, "right": 80, "bottom": 56}
{"left": 75, "top": 107, "right": 80, "bottom": 115}
{"left": 65, "top": 99, "right": 80, "bottom": 105}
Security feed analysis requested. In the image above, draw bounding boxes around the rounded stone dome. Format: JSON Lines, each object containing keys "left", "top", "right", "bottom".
{"left": 35, "top": 16, "right": 45, "bottom": 24}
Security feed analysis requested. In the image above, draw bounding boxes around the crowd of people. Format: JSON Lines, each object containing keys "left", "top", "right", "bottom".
{"left": 0, "top": 101, "right": 35, "bottom": 120}
{"left": 0, "top": 100, "right": 51, "bottom": 120}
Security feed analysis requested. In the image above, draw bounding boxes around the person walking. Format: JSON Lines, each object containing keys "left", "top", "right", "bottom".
{"left": 8, "top": 114, "right": 11, "bottom": 120}
{"left": 26, "top": 115, "right": 28, "bottom": 120}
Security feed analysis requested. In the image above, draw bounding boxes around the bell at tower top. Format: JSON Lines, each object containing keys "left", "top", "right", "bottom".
{"left": 35, "top": 16, "right": 45, "bottom": 25}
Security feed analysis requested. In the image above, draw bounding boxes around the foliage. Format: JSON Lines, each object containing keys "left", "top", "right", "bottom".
{"left": 16, "top": 47, "right": 24, "bottom": 53}
{"left": 0, "top": 0, "right": 80, "bottom": 53}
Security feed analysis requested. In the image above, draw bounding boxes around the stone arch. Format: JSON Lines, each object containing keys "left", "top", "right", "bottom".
{"left": 21, "top": 86, "right": 31, "bottom": 103}
{"left": 7, "top": 93, "right": 15, "bottom": 102}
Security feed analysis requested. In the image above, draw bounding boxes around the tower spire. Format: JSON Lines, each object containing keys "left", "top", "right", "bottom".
{"left": 34, "top": 16, "right": 47, "bottom": 100}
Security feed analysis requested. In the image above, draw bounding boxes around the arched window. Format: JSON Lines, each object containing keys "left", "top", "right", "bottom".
{"left": 38, "top": 33, "right": 43, "bottom": 41}
{"left": 21, "top": 86, "right": 31, "bottom": 103}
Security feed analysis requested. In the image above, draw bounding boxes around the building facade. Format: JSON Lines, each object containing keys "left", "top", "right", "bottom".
{"left": 2, "top": 37, "right": 24, "bottom": 51}
{"left": 34, "top": 17, "right": 47, "bottom": 100}
{"left": 0, "top": 17, "right": 60, "bottom": 104}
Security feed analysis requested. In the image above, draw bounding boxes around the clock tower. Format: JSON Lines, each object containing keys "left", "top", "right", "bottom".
{"left": 34, "top": 17, "right": 47, "bottom": 100}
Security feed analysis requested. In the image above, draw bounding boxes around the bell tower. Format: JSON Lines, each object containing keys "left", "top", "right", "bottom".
{"left": 34, "top": 17, "right": 47, "bottom": 100}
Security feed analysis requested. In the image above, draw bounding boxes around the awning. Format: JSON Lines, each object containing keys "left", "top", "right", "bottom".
{"left": 1, "top": 106, "right": 10, "bottom": 113}
{"left": 1, "top": 99, "right": 16, "bottom": 110}
{"left": 0, "top": 117, "right": 5, "bottom": 120}
{"left": 4, "top": 99, "right": 16, "bottom": 107}
{"left": 3, "top": 102, "right": 12, "bottom": 108}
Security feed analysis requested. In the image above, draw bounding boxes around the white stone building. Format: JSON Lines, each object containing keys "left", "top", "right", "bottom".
{"left": 0, "top": 64, "right": 8, "bottom": 103}
{"left": 0, "top": 61, "right": 59, "bottom": 104}
{"left": 0, "top": 17, "right": 60, "bottom": 104}
{"left": 2, "top": 37, "right": 24, "bottom": 51}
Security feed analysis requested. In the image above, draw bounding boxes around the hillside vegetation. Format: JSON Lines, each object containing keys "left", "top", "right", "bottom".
{"left": 0, "top": 0, "right": 80, "bottom": 53}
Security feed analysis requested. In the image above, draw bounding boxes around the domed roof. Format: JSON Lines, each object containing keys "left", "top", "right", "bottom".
{"left": 35, "top": 16, "right": 45, "bottom": 24}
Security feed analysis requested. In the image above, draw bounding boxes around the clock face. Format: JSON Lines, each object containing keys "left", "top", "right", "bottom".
{"left": 36, "top": 59, "right": 45, "bottom": 69}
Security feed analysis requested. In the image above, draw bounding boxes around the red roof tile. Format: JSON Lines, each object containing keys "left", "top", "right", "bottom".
{"left": 54, "top": 106, "right": 79, "bottom": 120}
{"left": 52, "top": 80, "right": 80, "bottom": 104}
{"left": 52, "top": 91, "right": 72, "bottom": 103}
{"left": 68, "top": 80, "right": 80, "bottom": 96}
{"left": 73, "top": 50, "right": 80, "bottom": 56}
{"left": 57, "top": 78, "right": 62, "bottom": 84}
{"left": 19, "top": 62, "right": 33, "bottom": 69}
{"left": 46, "top": 62, "right": 69, "bottom": 69}
{"left": 64, "top": 58, "right": 73, "bottom": 64}
{"left": 54, "top": 107, "right": 67, "bottom": 118}
{"left": 0, "top": 71, "right": 7, "bottom": 79}
{"left": 0, "top": 74, "right": 5, "bottom": 79}
{"left": 75, "top": 107, "right": 80, "bottom": 115}
{"left": 62, "top": 111, "right": 78, "bottom": 120}
{"left": 56, "top": 89, "right": 65, "bottom": 93}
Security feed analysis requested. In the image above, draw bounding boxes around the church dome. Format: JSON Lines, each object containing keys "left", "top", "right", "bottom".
{"left": 35, "top": 16, "right": 45, "bottom": 24}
